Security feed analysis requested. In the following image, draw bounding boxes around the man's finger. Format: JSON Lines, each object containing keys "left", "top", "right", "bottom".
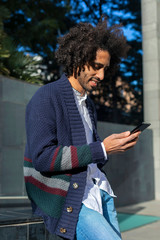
{"left": 119, "top": 131, "right": 140, "bottom": 147}
{"left": 113, "top": 131, "right": 131, "bottom": 139}
{"left": 121, "top": 140, "right": 138, "bottom": 151}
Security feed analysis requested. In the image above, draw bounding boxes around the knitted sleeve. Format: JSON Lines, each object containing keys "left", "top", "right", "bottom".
{"left": 25, "top": 93, "right": 105, "bottom": 173}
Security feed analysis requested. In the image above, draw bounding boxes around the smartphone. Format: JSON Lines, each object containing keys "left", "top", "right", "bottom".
{"left": 130, "top": 122, "right": 151, "bottom": 134}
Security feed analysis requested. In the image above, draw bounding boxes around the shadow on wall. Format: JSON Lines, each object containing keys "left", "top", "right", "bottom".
{"left": 98, "top": 121, "right": 154, "bottom": 207}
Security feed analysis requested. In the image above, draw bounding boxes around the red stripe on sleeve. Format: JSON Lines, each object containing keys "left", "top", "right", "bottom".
{"left": 70, "top": 146, "right": 79, "bottom": 168}
{"left": 25, "top": 176, "right": 67, "bottom": 197}
{"left": 50, "top": 146, "right": 61, "bottom": 171}
{"left": 24, "top": 157, "right": 32, "bottom": 162}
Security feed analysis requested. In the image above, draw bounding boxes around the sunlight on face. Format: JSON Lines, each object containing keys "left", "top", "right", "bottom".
{"left": 69, "top": 50, "right": 111, "bottom": 95}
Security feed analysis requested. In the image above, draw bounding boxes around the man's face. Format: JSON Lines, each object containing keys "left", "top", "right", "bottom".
{"left": 76, "top": 50, "right": 111, "bottom": 94}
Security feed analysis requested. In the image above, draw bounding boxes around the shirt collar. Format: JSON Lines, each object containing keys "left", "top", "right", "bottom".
{"left": 72, "top": 88, "right": 87, "bottom": 104}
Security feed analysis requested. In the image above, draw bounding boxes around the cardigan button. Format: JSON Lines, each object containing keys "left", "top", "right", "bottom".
{"left": 60, "top": 228, "right": 67, "bottom": 234}
{"left": 73, "top": 182, "right": 79, "bottom": 189}
{"left": 67, "top": 206, "right": 73, "bottom": 213}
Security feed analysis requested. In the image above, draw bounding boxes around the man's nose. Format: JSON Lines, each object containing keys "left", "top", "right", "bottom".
{"left": 96, "top": 69, "right": 104, "bottom": 81}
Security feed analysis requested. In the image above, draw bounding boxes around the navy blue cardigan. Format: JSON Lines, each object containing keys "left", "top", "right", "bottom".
{"left": 24, "top": 74, "right": 106, "bottom": 240}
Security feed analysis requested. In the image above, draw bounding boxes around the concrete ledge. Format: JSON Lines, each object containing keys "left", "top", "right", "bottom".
{"left": 0, "top": 206, "right": 63, "bottom": 240}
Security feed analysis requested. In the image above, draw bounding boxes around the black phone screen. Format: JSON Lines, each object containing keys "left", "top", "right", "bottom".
{"left": 130, "top": 122, "right": 151, "bottom": 134}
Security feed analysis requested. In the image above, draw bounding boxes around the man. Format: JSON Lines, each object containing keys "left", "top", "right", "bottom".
{"left": 24, "top": 20, "right": 140, "bottom": 240}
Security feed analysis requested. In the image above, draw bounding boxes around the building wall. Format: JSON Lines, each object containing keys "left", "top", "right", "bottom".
{"left": 0, "top": 76, "right": 40, "bottom": 204}
{"left": 141, "top": 0, "right": 160, "bottom": 199}
{"left": 0, "top": 76, "right": 154, "bottom": 206}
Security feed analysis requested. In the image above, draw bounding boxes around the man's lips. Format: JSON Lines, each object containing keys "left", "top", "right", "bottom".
{"left": 89, "top": 78, "right": 100, "bottom": 87}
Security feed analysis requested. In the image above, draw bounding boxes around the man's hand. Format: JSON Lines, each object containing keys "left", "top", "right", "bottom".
{"left": 103, "top": 131, "right": 140, "bottom": 155}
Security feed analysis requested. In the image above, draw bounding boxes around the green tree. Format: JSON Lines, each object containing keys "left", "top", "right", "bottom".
{"left": 0, "top": 5, "right": 10, "bottom": 75}
{"left": 0, "top": 5, "right": 42, "bottom": 83}
{"left": 1, "top": 0, "right": 74, "bottom": 82}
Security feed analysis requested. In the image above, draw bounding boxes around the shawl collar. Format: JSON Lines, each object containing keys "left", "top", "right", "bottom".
{"left": 57, "top": 74, "right": 87, "bottom": 146}
{"left": 57, "top": 74, "right": 101, "bottom": 145}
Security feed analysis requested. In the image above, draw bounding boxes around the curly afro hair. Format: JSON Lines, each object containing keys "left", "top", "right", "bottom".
{"left": 55, "top": 19, "right": 130, "bottom": 79}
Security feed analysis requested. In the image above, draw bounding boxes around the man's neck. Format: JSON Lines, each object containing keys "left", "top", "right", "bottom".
{"left": 68, "top": 76, "right": 85, "bottom": 96}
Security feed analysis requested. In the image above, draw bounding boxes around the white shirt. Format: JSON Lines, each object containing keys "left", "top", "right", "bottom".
{"left": 73, "top": 89, "right": 116, "bottom": 215}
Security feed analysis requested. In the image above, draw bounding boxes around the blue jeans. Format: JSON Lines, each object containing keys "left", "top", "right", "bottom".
{"left": 76, "top": 190, "right": 122, "bottom": 240}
